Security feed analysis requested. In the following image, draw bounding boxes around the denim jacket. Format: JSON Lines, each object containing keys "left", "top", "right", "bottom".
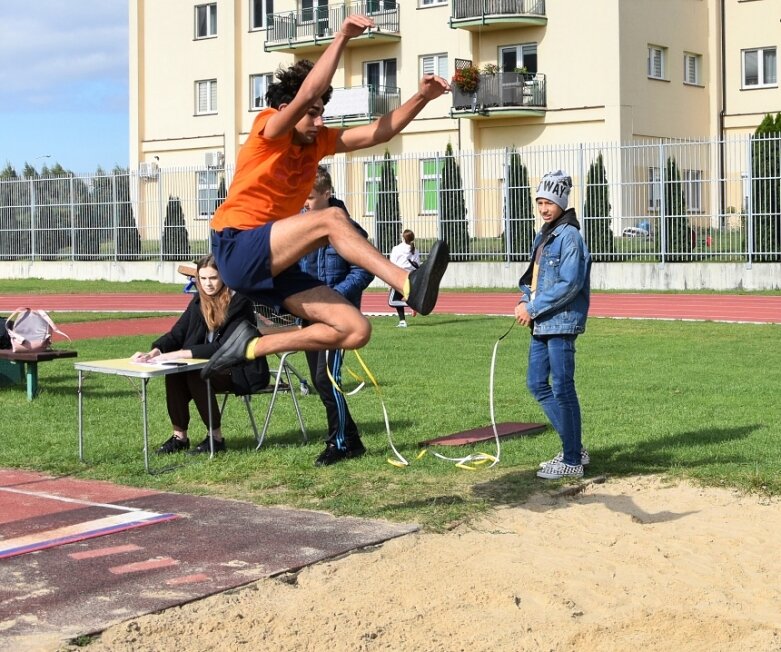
{"left": 519, "top": 210, "right": 592, "bottom": 335}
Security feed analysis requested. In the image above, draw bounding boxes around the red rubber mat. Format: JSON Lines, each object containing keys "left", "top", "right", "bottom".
{"left": 419, "top": 422, "right": 546, "bottom": 447}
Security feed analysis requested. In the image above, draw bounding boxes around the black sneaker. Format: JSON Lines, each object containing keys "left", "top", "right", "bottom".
{"left": 187, "top": 436, "right": 226, "bottom": 455}
{"left": 314, "top": 440, "right": 366, "bottom": 467}
{"left": 406, "top": 240, "right": 449, "bottom": 316}
{"left": 200, "top": 320, "right": 260, "bottom": 380}
{"left": 155, "top": 436, "right": 190, "bottom": 455}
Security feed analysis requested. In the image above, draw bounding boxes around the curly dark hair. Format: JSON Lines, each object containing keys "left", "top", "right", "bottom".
{"left": 265, "top": 59, "right": 333, "bottom": 109}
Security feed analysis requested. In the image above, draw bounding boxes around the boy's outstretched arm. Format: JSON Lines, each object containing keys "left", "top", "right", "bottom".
{"left": 264, "top": 14, "right": 375, "bottom": 139}
{"left": 335, "top": 75, "right": 451, "bottom": 152}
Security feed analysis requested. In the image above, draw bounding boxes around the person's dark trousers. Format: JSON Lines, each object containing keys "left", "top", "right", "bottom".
{"left": 305, "top": 348, "right": 360, "bottom": 451}
{"left": 165, "top": 370, "right": 232, "bottom": 432}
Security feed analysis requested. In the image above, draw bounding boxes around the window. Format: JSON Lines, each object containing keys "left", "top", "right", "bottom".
{"left": 420, "top": 0, "right": 447, "bottom": 5}
{"left": 196, "top": 79, "right": 217, "bottom": 114}
{"left": 421, "top": 53, "right": 448, "bottom": 79}
{"left": 250, "top": 0, "right": 274, "bottom": 30}
{"left": 197, "top": 170, "right": 220, "bottom": 218}
{"left": 250, "top": 73, "right": 273, "bottom": 110}
{"left": 364, "top": 161, "right": 381, "bottom": 216}
{"left": 364, "top": 59, "right": 397, "bottom": 90}
{"left": 683, "top": 53, "right": 701, "bottom": 85}
{"left": 684, "top": 169, "right": 703, "bottom": 212}
{"left": 500, "top": 43, "right": 538, "bottom": 74}
{"left": 420, "top": 158, "right": 439, "bottom": 214}
{"left": 648, "top": 45, "right": 666, "bottom": 80}
{"left": 301, "top": 0, "right": 328, "bottom": 23}
{"left": 195, "top": 3, "right": 217, "bottom": 39}
{"left": 743, "top": 47, "right": 777, "bottom": 87}
{"left": 648, "top": 166, "right": 661, "bottom": 211}
{"left": 368, "top": 0, "right": 396, "bottom": 11}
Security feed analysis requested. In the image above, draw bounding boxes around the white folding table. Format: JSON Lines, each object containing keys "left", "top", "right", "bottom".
{"left": 75, "top": 358, "right": 212, "bottom": 473}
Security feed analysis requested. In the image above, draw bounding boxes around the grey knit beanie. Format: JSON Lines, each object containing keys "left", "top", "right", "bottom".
{"left": 536, "top": 170, "right": 572, "bottom": 210}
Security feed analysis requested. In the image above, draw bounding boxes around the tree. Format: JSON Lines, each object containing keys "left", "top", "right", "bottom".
{"left": 162, "top": 195, "right": 191, "bottom": 260}
{"left": 439, "top": 142, "right": 470, "bottom": 259}
{"left": 0, "top": 164, "right": 28, "bottom": 260}
{"left": 663, "top": 156, "right": 691, "bottom": 260}
{"left": 504, "top": 149, "right": 534, "bottom": 260}
{"left": 110, "top": 166, "right": 142, "bottom": 260}
{"left": 374, "top": 150, "right": 401, "bottom": 255}
{"left": 583, "top": 152, "right": 613, "bottom": 260}
{"left": 750, "top": 112, "right": 781, "bottom": 261}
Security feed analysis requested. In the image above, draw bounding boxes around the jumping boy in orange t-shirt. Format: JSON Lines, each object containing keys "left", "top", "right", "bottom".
{"left": 202, "top": 14, "right": 450, "bottom": 383}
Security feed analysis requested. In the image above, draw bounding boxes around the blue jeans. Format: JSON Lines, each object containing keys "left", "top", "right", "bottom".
{"left": 526, "top": 334, "right": 582, "bottom": 466}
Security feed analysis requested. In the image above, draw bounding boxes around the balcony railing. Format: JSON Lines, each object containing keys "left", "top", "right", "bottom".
{"left": 451, "top": 0, "right": 546, "bottom": 28}
{"left": 323, "top": 85, "right": 401, "bottom": 126}
{"left": 451, "top": 72, "right": 546, "bottom": 115}
{"left": 266, "top": 1, "right": 400, "bottom": 52}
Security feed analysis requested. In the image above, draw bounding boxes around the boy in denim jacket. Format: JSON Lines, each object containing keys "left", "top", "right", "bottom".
{"left": 515, "top": 170, "right": 592, "bottom": 479}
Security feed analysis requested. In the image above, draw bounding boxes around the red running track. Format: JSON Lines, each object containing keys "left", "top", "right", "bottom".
{"left": 1, "top": 291, "right": 780, "bottom": 342}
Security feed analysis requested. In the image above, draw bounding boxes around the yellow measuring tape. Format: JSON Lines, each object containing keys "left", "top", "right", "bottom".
{"left": 326, "top": 321, "right": 516, "bottom": 470}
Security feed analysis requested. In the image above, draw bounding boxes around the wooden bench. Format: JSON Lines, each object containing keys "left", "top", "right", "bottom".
{"left": 0, "top": 349, "right": 78, "bottom": 401}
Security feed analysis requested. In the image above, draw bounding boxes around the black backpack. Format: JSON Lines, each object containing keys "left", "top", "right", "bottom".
{"left": 0, "top": 317, "right": 11, "bottom": 350}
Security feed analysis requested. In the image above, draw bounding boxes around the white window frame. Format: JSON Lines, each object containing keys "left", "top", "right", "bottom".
{"left": 647, "top": 45, "right": 666, "bottom": 80}
{"left": 197, "top": 170, "right": 220, "bottom": 219}
{"left": 196, "top": 79, "right": 218, "bottom": 115}
{"left": 742, "top": 47, "right": 777, "bottom": 88}
{"left": 420, "top": 158, "right": 439, "bottom": 215}
{"left": 684, "top": 169, "right": 703, "bottom": 213}
{"left": 420, "top": 0, "right": 447, "bottom": 6}
{"left": 648, "top": 166, "right": 661, "bottom": 211}
{"left": 195, "top": 3, "right": 217, "bottom": 39}
{"left": 250, "top": 0, "right": 274, "bottom": 30}
{"left": 364, "top": 59, "right": 397, "bottom": 91}
{"left": 250, "top": 73, "right": 273, "bottom": 110}
{"left": 683, "top": 52, "right": 701, "bottom": 85}
{"left": 420, "top": 53, "right": 448, "bottom": 79}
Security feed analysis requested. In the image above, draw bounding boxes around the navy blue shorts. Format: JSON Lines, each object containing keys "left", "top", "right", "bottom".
{"left": 211, "top": 226, "right": 324, "bottom": 311}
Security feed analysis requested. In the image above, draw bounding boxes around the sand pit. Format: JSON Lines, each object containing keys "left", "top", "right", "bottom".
{"left": 58, "top": 475, "right": 781, "bottom": 652}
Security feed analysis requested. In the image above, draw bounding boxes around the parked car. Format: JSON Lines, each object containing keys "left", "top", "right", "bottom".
{"left": 621, "top": 226, "right": 650, "bottom": 238}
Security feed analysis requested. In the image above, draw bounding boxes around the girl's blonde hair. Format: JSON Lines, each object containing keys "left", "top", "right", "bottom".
{"left": 196, "top": 254, "right": 231, "bottom": 331}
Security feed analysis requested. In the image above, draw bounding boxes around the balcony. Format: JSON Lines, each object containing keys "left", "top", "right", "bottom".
{"left": 450, "top": 0, "right": 547, "bottom": 31}
{"left": 450, "top": 71, "right": 546, "bottom": 119}
{"left": 266, "top": 1, "right": 401, "bottom": 54}
{"left": 322, "top": 85, "right": 401, "bottom": 126}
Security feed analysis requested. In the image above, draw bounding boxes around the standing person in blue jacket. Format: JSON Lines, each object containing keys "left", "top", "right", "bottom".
{"left": 515, "top": 170, "right": 592, "bottom": 480}
{"left": 299, "top": 166, "right": 375, "bottom": 466}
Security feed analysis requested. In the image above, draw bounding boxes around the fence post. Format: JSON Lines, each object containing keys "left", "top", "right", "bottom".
{"left": 29, "top": 177, "right": 36, "bottom": 261}
{"left": 578, "top": 142, "right": 586, "bottom": 246}
{"left": 502, "top": 147, "right": 510, "bottom": 263}
{"left": 745, "top": 137, "right": 753, "bottom": 269}
{"left": 157, "top": 167, "right": 165, "bottom": 262}
{"left": 658, "top": 141, "right": 666, "bottom": 266}
{"left": 69, "top": 174, "right": 76, "bottom": 262}
{"left": 112, "top": 174, "right": 118, "bottom": 262}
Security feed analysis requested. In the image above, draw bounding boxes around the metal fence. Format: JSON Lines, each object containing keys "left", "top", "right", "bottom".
{"left": 1, "top": 134, "right": 779, "bottom": 263}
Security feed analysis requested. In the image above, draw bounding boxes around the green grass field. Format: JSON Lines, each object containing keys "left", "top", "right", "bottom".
{"left": 1, "top": 312, "right": 779, "bottom": 530}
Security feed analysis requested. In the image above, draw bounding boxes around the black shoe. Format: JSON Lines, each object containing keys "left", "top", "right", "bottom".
{"left": 155, "top": 435, "right": 190, "bottom": 455}
{"left": 187, "top": 436, "right": 226, "bottom": 455}
{"left": 200, "top": 320, "right": 259, "bottom": 380}
{"left": 314, "top": 440, "right": 366, "bottom": 467}
{"left": 406, "top": 240, "right": 449, "bottom": 316}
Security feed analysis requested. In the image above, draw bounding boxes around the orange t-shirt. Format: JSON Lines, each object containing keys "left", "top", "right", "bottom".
{"left": 211, "top": 108, "right": 339, "bottom": 232}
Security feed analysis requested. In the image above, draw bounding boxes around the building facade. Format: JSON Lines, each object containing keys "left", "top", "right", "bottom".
{"left": 128, "top": 0, "right": 779, "bottom": 247}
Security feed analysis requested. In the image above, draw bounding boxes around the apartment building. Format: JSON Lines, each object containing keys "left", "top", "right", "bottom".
{"left": 128, "top": 0, "right": 778, "bottom": 243}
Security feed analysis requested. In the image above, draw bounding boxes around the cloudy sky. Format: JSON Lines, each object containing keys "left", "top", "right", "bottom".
{"left": 0, "top": 1, "right": 129, "bottom": 174}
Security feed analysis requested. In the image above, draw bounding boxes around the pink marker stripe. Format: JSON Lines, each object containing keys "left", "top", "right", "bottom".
{"left": 68, "top": 544, "right": 142, "bottom": 560}
{"left": 110, "top": 557, "right": 179, "bottom": 574}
